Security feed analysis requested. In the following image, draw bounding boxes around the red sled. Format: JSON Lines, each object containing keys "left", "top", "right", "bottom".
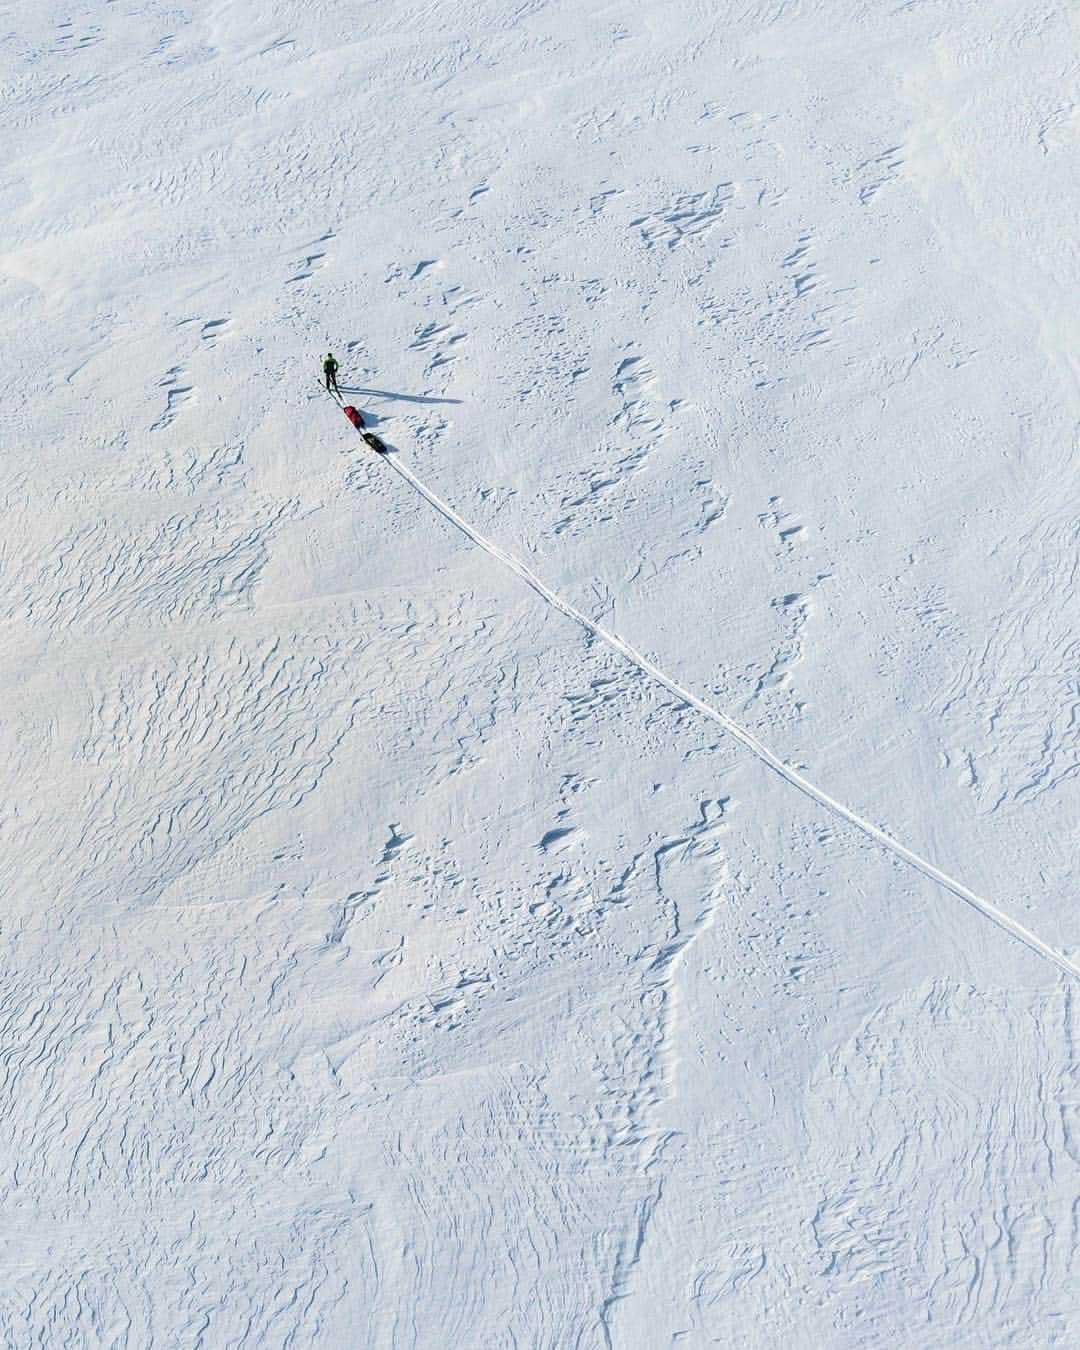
{"left": 343, "top": 405, "right": 365, "bottom": 429}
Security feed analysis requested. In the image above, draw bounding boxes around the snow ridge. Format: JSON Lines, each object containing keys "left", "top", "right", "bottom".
{"left": 378, "top": 448, "right": 1080, "bottom": 984}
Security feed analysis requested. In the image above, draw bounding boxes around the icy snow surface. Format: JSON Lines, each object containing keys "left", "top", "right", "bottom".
{"left": 2, "top": 0, "right": 1078, "bottom": 1344}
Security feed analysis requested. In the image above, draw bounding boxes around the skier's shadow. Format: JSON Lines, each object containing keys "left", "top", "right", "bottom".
{"left": 338, "top": 386, "right": 462, "bottom": 407}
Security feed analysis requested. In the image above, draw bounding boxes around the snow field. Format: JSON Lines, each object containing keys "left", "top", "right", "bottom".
{"left": 1, "top": 0, "right": 1078, "bottom": 1345}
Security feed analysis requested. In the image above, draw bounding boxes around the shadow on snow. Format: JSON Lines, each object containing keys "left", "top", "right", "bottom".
{"left": 337, "top": 386, "right": 462, "bottom": 406}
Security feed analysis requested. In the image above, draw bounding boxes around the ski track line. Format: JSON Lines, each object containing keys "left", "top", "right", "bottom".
{"left": 359, "top": 430, "right": 1079, "bottom": 984}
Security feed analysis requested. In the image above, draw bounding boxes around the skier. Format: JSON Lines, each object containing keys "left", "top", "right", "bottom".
{"left": 323, "top": 351, "right": 340, "bottom": 393}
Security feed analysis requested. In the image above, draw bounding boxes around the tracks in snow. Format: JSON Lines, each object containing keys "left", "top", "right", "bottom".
{"left": 373, "top": 447, "right": 1080, "bottom": 984}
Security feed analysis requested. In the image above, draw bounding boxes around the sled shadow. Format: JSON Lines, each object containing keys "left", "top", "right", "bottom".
{"left": 338, "top": 386, "right": 462, "bottom": 406}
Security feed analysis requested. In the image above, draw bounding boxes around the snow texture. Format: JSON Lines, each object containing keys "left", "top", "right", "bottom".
{"left": 1, "top": 0, "right": 1078, "bottom": 1345}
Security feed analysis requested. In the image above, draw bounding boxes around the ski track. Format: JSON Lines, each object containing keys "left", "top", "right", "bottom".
{"left": 375, "top": 444, "right": 1080, "bottom": 985}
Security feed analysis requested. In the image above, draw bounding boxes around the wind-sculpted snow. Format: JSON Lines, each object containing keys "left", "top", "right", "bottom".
{"left": 804, "top": 982, "right": 1080, "bottom": 1347}
{"left": 1, "top": 0, "right": 1077, "bottom": 1343}
{"left": 3, "top": 503, "right": 293, "bottom": 631}
{"left": 941, "top": 508, "right": 1080, "bottom": 814}
{"left": 0, "top": 913, "right": 374, "bottom": 1346}
{"left": 66, "top": 641, "right": 358, "bottom": 907}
